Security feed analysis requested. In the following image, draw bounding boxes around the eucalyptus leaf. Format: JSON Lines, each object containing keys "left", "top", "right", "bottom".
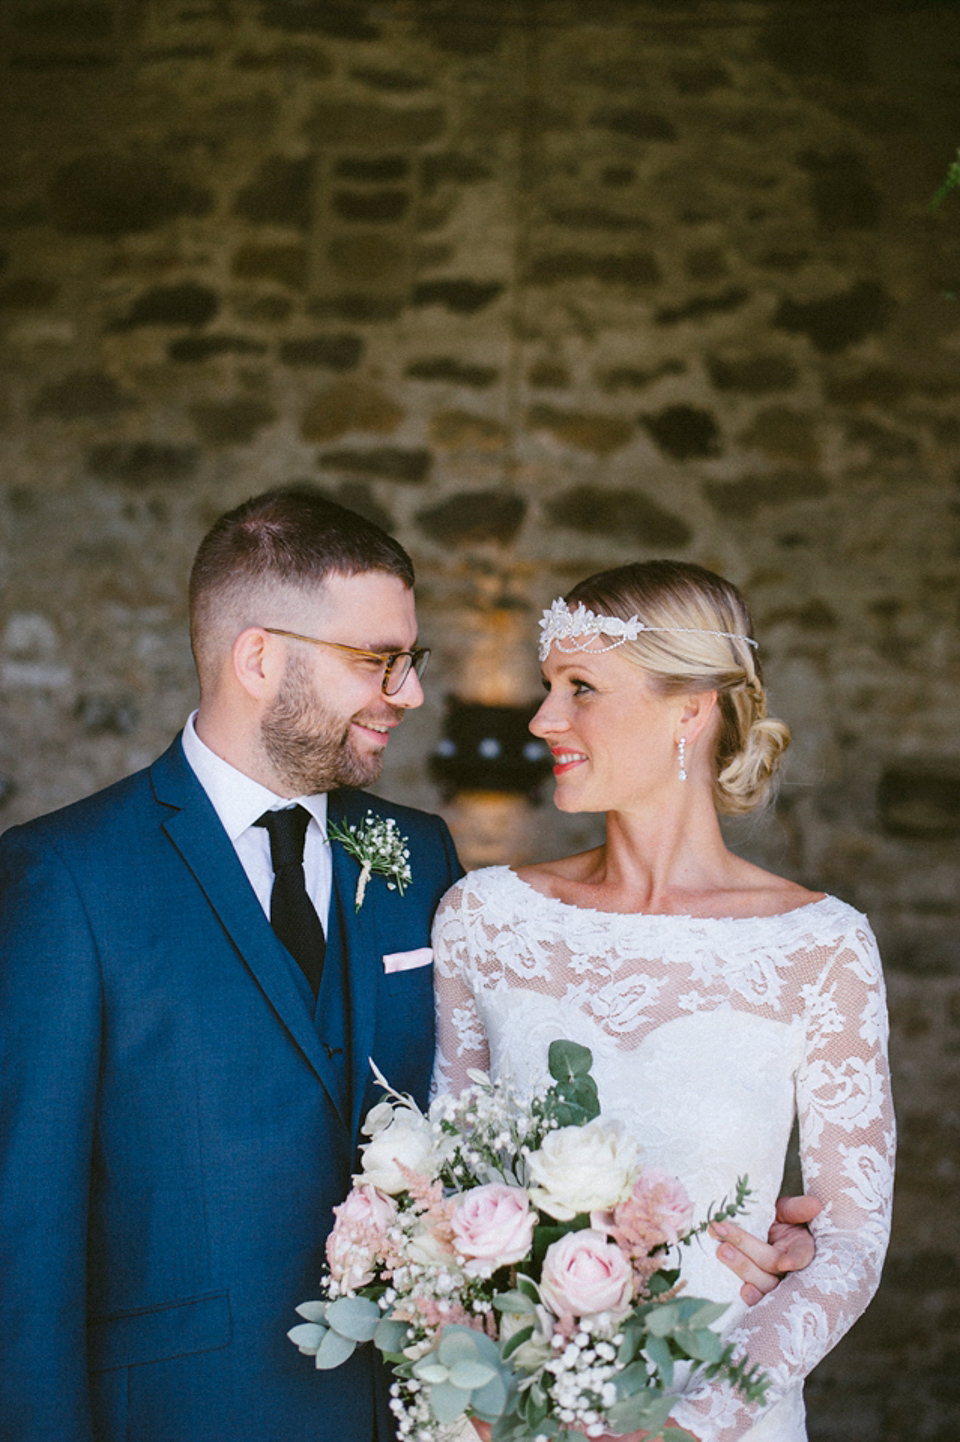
{"left": 448, "top": 1360, "right": 497, "bottom": 1391}
{"left": 605, "top": 1388, "right": 673, "bottom": 1434}
{"left": 287, "top": 1321, "right": 326, "bottom": 1354}
{"left": 429, "top": 1380, "right": 472, "bottom": 1426}
{"left": 326, "top": 1295, "right": 381, "bottom": 1342}
{"left": 471, "top": 1368, "right": 510, "bottom": 1420}
{"left": 644, "top": 1333, "right": 674, "bottom": 1385}
{"left": 294, "top": 1300, "right": 328, "bottom": 1323}
{"left": 645, "top": 1302, "right": 681, "bottom": 1337}
{"left": 415, "top": 1363, "right": 452, "bottom": 1386}
{"left": 314, "top": 1326, "right": 358, "bottom": 1369}
{"left": 675, "top": 1328, "right": 724, "bottom": 1364}
{"left": 439, "top": 1324, "right": 503, "bottom": 1370}
{"left": 517, "top": 1274, "right": 540, "bottom": 1302}
{"left": 614, "top": 1359, "right": 652, "bottom": 1397}
{"left": 374, "top": 1317, "right": 410, "bottom": 1354}
{"left": 547, "top": 1039, "right": 593, "bottom": 1080}
{"left": 686, "top": 1301, "right": 728, "bottom": 1329}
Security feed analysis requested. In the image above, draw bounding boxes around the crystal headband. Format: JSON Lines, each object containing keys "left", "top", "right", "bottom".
{"left": 538, "top": 598, "right": 759, "bottom": 662}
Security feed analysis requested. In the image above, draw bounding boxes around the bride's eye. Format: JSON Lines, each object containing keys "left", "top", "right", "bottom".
{"left": 571, "top": 677, "right": 594, "bottom": 695}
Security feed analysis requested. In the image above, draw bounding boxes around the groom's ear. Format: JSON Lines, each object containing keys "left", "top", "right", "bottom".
{"left": 232, "top": 626, "right": 284, "bottom": 702}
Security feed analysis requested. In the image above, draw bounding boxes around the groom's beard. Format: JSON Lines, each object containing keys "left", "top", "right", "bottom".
{"left": 260, "top": 654, "right": 400, "bottom": 794}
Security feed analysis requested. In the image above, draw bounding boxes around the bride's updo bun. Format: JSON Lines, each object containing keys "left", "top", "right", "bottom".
{"left": 564, "top": 560, "right": 790, "bottom": 815}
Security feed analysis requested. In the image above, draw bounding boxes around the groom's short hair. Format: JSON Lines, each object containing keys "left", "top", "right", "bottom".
{"left": 188, "top": 486, "right": 415, "bottom": 678}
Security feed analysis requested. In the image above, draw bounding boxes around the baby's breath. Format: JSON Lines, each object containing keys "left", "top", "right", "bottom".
{"left": 327, "top": 811, "right": 413, "bottom": 910}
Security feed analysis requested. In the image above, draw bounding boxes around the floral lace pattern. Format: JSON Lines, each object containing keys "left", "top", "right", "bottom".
{"left": 431, "top": 867, "right": 895, "bottom": 1442}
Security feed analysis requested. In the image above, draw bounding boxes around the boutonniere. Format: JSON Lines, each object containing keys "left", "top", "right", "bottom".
{"left": 326, "top": 811, "right": 412, "bottom": 912}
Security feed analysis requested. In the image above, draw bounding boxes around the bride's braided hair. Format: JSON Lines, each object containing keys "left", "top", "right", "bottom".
{"left": 565, "top": 560, "right": 790, "bottom": 815}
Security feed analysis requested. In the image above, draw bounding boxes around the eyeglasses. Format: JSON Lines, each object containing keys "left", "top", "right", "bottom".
{"left": 264, "top": 628, "right": 430, "bottom": 696}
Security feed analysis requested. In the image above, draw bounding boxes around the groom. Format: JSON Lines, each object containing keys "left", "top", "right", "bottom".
{"left": 0, "top": 489, "right": 813, "bottom": 1442}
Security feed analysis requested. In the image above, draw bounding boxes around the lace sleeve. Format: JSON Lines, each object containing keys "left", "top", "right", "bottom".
{"left": 670, "top": 922, "right": 896, "bottom": 1442}
{"left": 430, "top": 879, "right": 491, "bottom": 1099}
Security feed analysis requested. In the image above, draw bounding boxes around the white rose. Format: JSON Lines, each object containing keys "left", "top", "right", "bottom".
{"left": 357, "top": 1109, "right": 436, "bottom": 1195}
{"left": 499, "top": 1305, "right": 555, "bottom": 1371}
{"left": 528, "top": 1121, "right": 640, "bottom": 1221}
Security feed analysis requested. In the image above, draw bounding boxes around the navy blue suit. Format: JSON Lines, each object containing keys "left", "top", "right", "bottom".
{"left": 0, "top": 738, "right": 463, "bottom": 1442}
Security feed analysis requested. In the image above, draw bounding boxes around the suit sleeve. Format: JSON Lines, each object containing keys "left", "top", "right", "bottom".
{"left": 0, "top": 827, "right": 101, "bottom": 1442}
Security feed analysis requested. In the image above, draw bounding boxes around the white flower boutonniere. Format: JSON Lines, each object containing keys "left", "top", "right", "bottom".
{"left": 326, "top": 811, "right": 412, "bottom": 912}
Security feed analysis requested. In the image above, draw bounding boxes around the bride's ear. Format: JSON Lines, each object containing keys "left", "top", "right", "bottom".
{"left": 677, "top": 689, "right": 719, "bottom": 745}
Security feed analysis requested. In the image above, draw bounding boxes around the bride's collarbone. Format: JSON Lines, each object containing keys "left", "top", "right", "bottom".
{"left": 509, "top": 863, "right": 823, "bottom": 920}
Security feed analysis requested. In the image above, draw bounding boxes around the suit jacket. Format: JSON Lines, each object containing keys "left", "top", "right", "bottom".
{"left": 0, "top": 737, "right": 463, "bottom": 1442}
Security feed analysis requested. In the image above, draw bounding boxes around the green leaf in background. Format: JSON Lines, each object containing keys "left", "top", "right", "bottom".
{"left": 325, "top": 1295, "right": 380, "bottom": 1342}
{"left": 501, "top": 1323, "right": 535, "bottom": 1360}
{"left": 644, "top": 1333, "right": 674, "bottom": 1385}
{"left": 547, "top": 1039, "right": 593, "bottom": 1080}
{"left": 429, "top": 1379, "right": 472, "bottom": 1425}
{"left": 314, "top": 1326, "right": 358, "bottom": 1369}
{"left": 373, "top": 1316, "right": 410, "bottom": 1354}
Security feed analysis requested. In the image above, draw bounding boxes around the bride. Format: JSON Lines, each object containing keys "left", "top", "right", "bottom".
{"left": 432, "top": 560, "right": 894, "bottom": 1441}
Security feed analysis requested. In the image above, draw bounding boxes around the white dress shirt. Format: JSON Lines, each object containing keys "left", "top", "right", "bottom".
{"left": 181, "top": 711, "right": 331, "bottom": 933}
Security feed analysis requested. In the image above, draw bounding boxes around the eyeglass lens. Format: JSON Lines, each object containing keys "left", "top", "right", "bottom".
{"left": 383, "top": 649, "right": 430, "bottom": 695}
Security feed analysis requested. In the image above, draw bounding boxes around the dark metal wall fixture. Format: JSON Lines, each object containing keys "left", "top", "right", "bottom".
{"left": 430, "top": 698, "right": 553, "bottom": 797}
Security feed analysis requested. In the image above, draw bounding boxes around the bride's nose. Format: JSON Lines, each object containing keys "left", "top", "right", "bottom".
{"left": 529, "top": 694, "right": 565, "bottom": 738}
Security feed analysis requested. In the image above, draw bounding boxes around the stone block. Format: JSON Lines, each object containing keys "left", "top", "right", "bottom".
{"left": 260, "top": 2, "right": 380, "bottom": 40}
{"left": 303, "top": 102, "right": 444, "bottom": 147}
{"left": 547, "top": 206, "right": 650, "bottom": 232}
{"left": 412, "top": 280, "right": 504, "bottom": 314}
{"left": 279, "top": 335, "right": 364, "bottom": 369}
{"left": 591, "top": 108, "right": 677, "bottom": 141}
{"left": 414, "top": 8, "right": 502, "bottom": 55}
{"left": 234, "top": 45, "right": 332, "bottom": 77}
{"left": 233, "top": 157, "right": 313, "bottom": 228}
{"left": 878, "top": 764, "right": 960, "bottom": 840}
{"left": 407, "top": 358, "right": 498, "bottom": 388}
{"left": 671, "top": 63, "right": 731, "bottom": 96}
{"left": 685, "top": 247, "right": 728, "bottom": 281}
{"left": 0, "top": 277, "right": 59, "bottom": 310}
{"left": 317, "top": 479, "right": 394, "bottom": 531}
{"left": 546, "top": 485, "right": 693, "bottom": 549}
{"left": 421, "top": 153, "right": 491, "bottom": 192}
{"left": 527, "top": 360, "right": 571, "bottom": 389}
{"left": 190, "top": 397, "right": 277, "bottom": 446}
{"left": 86, "top": 442, "right": 199, "bottom": 485}
{"left": 74, "top": 694, "right": 139, "bottom": 735}
{"left": 332, "top": 189, "right": 409, "bottom": 223}
{"left": 232, "top": 243, "right": 308, "bottom": 289}
{"left": 110, "top": 283, "right": 219, "bottom": 330}
{"left": 308, "top": 294, "right": 404, "bottom": 322}
{"left": 416, "top": 490, "right": 526, "bottom": 545}
{"left": 597, "top": 362, "right": 685, "bottom": 392}
{"left": 328, "top": 234, "right": 406, "bottom": 285}
{"left": 824, "top": 369, "right": 910, "bottom": 406}
{"left": 740, "top": 407, "right": 818, "bottom": 465}
{"left": 641, "top": 403, "right": 720, "bottom": 460}
{"left": 655, "top": 288, "right": 749, "bottom": 325}
{"left": 350, "top": 67, "right": 427, "bottom": 93}
{"left": 12, "top": 3, "right": 114, "bottom": 41}
{"left": 527, "top": 252, "right": 660, "bottom": 287}
{"left": 232, "top": 295, "right": 293, "bottom": 323}
{"left": 799, "top": 150, "right": 881, "bottom": 231}
{"left": 774, "top": 281, "right": 892, "bottom": 354}
{"left": 708, "top": 354, "right": 799, "bottom": 393}
{"left": 33, "top": 371, "right": 137, "bottom": 419}
{"left": 50, "top": 155, "right": 212, "bottom": 236}
{"left": 601, "top": 166, "right": 635, "bottom": 187}
{"left": 844, "top": 416, "right": 918, "bottom": 461}
{"left": 704, "top": 471, "right": 830, "bottom": 517}
{"left": 300, "top": 380, "right": 404, "bottom": 442}
{"left": 317, "top": 447, "right": 431, "bottom": 483}
{"left": 169, "top": 336, "right": 267, "bottom": 361}
{"left": 528, "top": 404, "right": 633, "bottom": 456}
{"left": 335, "top": 157, "right": 409, "bottom": 182}
{"left": 429, "top": 410, "right": 507, "bottom": 449}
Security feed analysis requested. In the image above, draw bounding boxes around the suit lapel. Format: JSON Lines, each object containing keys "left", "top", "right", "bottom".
{"left": 327, "top": 791, "right": 384, "bottom": 1139}
{"left": 150, "top": 740, "right": 348, "bottom": 1128}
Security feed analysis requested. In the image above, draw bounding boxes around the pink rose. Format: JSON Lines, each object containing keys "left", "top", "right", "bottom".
{"left": 539, "top": 1229, "right": 633, "bottom": 1319}
{"left": 451, "top": 1184, "right": 536, "bottom": 1276}
{"left": 326, "top": 1183, "right": 396, "bottom": 1288}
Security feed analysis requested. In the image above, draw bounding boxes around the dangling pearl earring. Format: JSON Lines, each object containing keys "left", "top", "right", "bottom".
{"left": 677, "top": 737, "right": 687, "bottom": 781}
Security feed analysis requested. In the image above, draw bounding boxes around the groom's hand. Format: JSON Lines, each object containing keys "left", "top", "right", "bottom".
{"left": 710, "top": 1193, "right": 821, "bottom": 1306}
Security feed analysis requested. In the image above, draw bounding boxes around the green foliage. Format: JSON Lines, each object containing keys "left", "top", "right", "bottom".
{"left": 931, "top": 148, "right": 960, "bottom": 210}
{"left": 542, "top": 1039, "right": 600, "bottom": 1127}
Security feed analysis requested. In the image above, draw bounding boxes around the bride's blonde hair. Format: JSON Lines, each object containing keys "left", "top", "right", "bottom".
{"left": 565, "top": 560, "right": 790, "bottom": 815}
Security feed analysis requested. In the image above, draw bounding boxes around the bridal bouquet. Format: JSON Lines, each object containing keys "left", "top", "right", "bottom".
{"left": 289, "top": 1042, "right": 766, "bottom": 1442}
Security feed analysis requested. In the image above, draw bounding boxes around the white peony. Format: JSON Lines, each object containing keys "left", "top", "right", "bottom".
{"left": 357, "top": 1108, "right": 436, "bottom": 1194}
{"left": 527, "top": 1121, "right": 640, "bottom": 1221}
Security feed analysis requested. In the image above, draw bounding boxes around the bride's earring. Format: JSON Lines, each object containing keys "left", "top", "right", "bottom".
{"left": 677, "top": 737, "right": 687, "bottom": 781}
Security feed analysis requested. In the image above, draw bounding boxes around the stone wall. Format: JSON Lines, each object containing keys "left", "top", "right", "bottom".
{"left": 1, "top": 2, "right": 959, "bottom": 1434}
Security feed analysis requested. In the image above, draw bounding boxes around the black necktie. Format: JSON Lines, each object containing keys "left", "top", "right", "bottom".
{"left": 254, "top": 805, "right": 325, "bottom": 997}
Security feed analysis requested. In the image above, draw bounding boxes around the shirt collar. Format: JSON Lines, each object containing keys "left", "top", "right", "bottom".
{"left": 181, "top": 711, "right": 328, "bottom": 842}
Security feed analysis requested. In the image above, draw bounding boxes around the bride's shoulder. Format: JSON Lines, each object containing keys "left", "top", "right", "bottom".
{"left": 436, "top": 864, "right": 519, "bottom": 913}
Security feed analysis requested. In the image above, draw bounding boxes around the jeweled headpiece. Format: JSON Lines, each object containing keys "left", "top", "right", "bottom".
{"left": 538, "top": 598, "right": 758, "bottom": 663}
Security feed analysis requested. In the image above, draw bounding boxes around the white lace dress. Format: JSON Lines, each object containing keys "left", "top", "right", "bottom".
{"left": 431, "top": 867, "right": 895, "bottom": 1442}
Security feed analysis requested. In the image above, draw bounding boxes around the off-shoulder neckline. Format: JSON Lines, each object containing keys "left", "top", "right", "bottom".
{"left": 465, "top": 864, "right": 844, "bottom": 925}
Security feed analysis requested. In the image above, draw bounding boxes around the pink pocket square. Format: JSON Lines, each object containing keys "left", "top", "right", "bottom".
{"left": 382, "top": 947, "right": 433, "bottom": 974}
